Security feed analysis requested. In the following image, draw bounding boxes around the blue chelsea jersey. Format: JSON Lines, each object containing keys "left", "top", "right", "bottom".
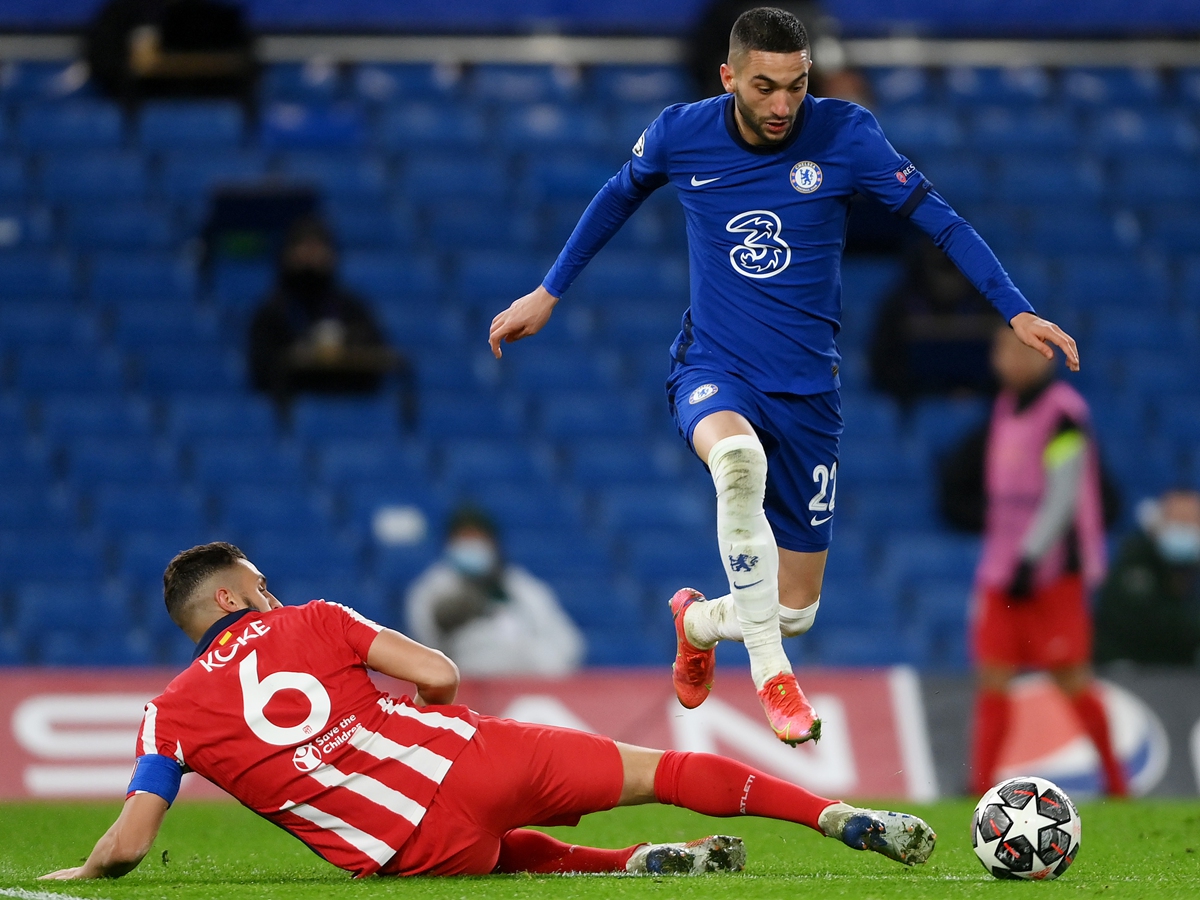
{"left": 635, "top": 93, "right": 930, "bottom": 395}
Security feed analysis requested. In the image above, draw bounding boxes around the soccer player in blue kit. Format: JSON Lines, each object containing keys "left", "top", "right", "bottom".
{"left": 489, "top": 7, "right": 1080, "bottom": 745}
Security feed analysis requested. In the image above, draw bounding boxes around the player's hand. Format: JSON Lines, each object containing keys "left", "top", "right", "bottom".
{"left": 1010, "top": 311, "right": 1079, "bottom": 372}
{"left": 39, "top": 867, "right": 88, "bottom": 880}
{"left": 1005, "top": 559, "right": 1036, "bottom": 602}
{"left": 488, "top": 285, "right": 559, "bottom": 358}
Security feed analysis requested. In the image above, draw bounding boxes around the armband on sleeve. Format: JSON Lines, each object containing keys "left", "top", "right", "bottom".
{"left": 126, "top": 753, "right": 183, "bottom": 806}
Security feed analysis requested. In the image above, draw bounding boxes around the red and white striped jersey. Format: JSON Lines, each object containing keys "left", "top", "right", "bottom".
{"left": 135, "top": 601, "right": 478, "bottom": 877}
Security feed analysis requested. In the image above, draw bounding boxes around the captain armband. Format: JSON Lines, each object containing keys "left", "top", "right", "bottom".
{"left": 126, "top": 753, "right": 183, "bottom": 806}
{"left": 1043, "top": 429, "right": 1086, "bottom": 469}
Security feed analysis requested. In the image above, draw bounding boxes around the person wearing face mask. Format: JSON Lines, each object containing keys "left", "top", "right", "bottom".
{"left": 247, "top": 216, "right": 395, "bottom": 402}
{"left": 1095, "top": 490, "right": 1200, "bottom": 667}
{"left": 405, "top": 507, "right": 585, "bottom": 677}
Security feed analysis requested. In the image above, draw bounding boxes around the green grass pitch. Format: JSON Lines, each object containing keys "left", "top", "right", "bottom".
{"left": 2, "top": 799, "right": 1198, "bottom": 899}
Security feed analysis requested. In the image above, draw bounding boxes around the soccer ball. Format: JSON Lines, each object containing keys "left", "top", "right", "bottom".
{"left": 971, "top": 776, "right": 1081, "bottom": 881}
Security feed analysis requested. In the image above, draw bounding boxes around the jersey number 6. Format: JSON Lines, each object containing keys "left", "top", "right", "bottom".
{"left": 239, "top": 650, "right": 332, "bottom": 746}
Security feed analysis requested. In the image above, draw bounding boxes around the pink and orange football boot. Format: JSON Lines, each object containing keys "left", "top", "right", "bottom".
{"left": 757, "top": 672, "right": 821, "bottom": 745}
{"left": 669, "top": 588, "right": 715, "bottom": 709}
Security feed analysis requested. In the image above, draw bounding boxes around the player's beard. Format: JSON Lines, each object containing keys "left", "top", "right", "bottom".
{"left": 732, "top": 90, "right": 795, "bottom": 145}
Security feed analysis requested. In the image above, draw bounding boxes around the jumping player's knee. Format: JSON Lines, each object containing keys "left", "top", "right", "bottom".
{"left": 778, "top": 599, "right": 818, "bottom": 637}
{"left": 708, "top": 434, "right": 768, "bottom": 516}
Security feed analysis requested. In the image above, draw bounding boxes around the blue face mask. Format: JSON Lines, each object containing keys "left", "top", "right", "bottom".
{"left": 447, "top": 537, "right": 497, "bottom": 577}
{"left": 1156, "top": 523, "right": 1200, "bottom": 565}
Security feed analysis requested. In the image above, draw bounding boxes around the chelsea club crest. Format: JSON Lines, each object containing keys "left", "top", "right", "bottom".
{"left": 689, "top": 384, "right": 719, "bottom": 405}
{"left": 790, "top": 161, "right": 822, "bottom": 194}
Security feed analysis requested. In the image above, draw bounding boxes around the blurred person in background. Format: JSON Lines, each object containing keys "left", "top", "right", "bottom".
{"left": 406, "top": 507, "right": 585, "bottom": 677}
{"left": 869, "top": 236, "right": 999, "bottom": 407}
{"left": 248, "top": 216, "right": 397, "bottom": 404}
{"left": 1095, "top": 489, "right": 1200, "bottom": 666}
{"left": 940, "top": 326, "right": 1125, "bottom": 796}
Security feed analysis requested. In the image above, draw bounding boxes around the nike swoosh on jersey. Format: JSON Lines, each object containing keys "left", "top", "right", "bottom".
{"left": 733, "top": 579, "right": 764, "bottom": 589}
{"left": 810, "top": 515, "right": 833, "bottom": 526}
{"left": 690, "top": 175, "right": 722, "bottom": 186}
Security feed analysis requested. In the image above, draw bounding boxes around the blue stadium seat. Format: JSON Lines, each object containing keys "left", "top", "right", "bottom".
{"left": 995, "top": 156, "right": 1103, "bottom": 203}
{"left": 520, "top": 155, "right": 618, "bottom": 202}
{"left": 38, "top": 630, "right": 155, "bottom": 666}
{"left": 508, "top": 347, "right": 621, "bottom": 390}
{"left": 570, "top": 253, "right": 688, "bottom": 303}
{"left": 1087, "top": 109, "right": 1197, "bottom": 156}
{"left": 441, "top": 440, "right": 553, "bottom": 486}
{"left": 589, "top": 65, "right": 689, "bottom": 105}
{"left": 92, "top": 485, "right": 206, "bottom": 533}
{"left": 191, "top": 439, "right": 307, "bottom": 486}
{"left": 211, "top": 259, "right": 274, "bottom": 309}
{"left": 279, "top": 152, "right": 387, "bottom": 200}
{"left": 219, "top": 487, "right": 335, "bottom": 534}
{"left": 878, "top": 533, "right": 980, "bottom": 591}
{"left": 612, "top": 103, "right": 674, "bottom": 149}
{"left": 545, "top": 577, "right": 642, "bottom": 630}
{"left": 315, "top": 438, "right": 428, "bottom": 486}
{"left": 18, "top": 101, "right": 123, "bottom": 150}
{"left": 0, "top": 486, "right": 77, "bottom": 529}
{"left": 1148, "top": 211, "right": 1200, "bottom": 255}
{"left": 66, "top": 203, "right": 174, "bottom": 251}
{"left": 874, "top": 107, "right": 963, "bottom": 154}
{"left": 1027, "top": 210, "right": 1133, "bottom": 255}
{"left": 540, "top": 390, "right": 647, "bottom": 438}
{"left": 40, "top": 152, "right": 146, "bottom": 202}
{"left": 504, "top": 527, "right": 612, "bottom": 579}
{"left": 962, "top": 208, "right": 1022, "bottom": 255}
{"left": 14, "top": 582, "right": 130, "bottom": 639}
{"left": 239, "top": 532, "right": 362, "bottom": 581}
{"left": 165, "top": 394, "right": 279, "bottom": 440}
{"left": 840, "top": 394, "right": 901, "bottom": 442}
{"left": 342, "top": 251, "right": 441, "bottom": 303}
{"left": 911, "top": 578, "right": 972, "bottom": 628}
{"left": 89, "top": 252, "right": 196, "bottom": 302}
{"left": 1061, "top": 258, "right": 1169, "bottom": 310}
{"left": 414, "top": 349, "right": 502, "bottom": 392}
{"left": 0, "top": 155, "right": 31, "bottom": 200}
{"left": 0, "top": 251, "right": 74, "bottom": 299}
{"left": 354, "top": 64, "right": 455, "bottom": 105}
{"left": 291, "top": 396, "right": 401, "bottom": 440}
{"left": 0, "top": 441, "right": 51, "bottom": 487}
{"left": 136, "top": 346, "right": 243, "bottom": 392}
{"left": 138, "top": 101, "right": 244, "bottom": 150}
{"left": 0, "top": 202, "right": 55, "bottom": 248}
{"left": 1121, "top": 351, "right": 1200, "bottom": 401}
{"left": 1063, "top": 67, "right": 1163, "bottom": 107}
{"left": 1157, "top": 397, "right": 1200, "bottom": 443}
{"left": 967, "top": 107, "right": 1078, "bottom": 154}
{"left": 67, "top": 438, "right": 179, "bottom": 486}
{"left": 159, "top": 151, "right": 268, "bottom": 204}
{"left": 378, "top": 104, "right": 487, "bottom": 150}
{"left": 347, "top": 480, "right": 451, "bottom": 540}
{"left": 0, "top": 302, "right": 96, "bottom": 348}
{"left": 402, "top": 153, "right": 507, "bottom": 201}
{"left": 261, "top": 61, "right": 344, "bottom": 104}
{"left": 327, "top": 200, "right": 416, "bottom": 250}
{"left": 118, "top": 529, "right": 224, "bottom": 586}
{"left": 945, "top": 66, "right": 1052, "bottom": 107}
{"left": 816, "top": 625, "right": 917, "bottom": 667}
{"left": 911, "top": 396, "right": 990, "bottom": 458}
{"left": 260, "top": 103, "right": 366, "bottom": 151}
{"left": 598, "top": 484, "right": 710, "bottom": 530}
{"left": 910, "top": 155, "right": 989, "bottom": 205}
{"left": 838, "top": 484, "right": 939, "bottom": 535}
{"left": 814, "top": 575, "right": 898, "bottom": 629}
{"left": 865, "top": 68, "right": 933, "bottom": 107}
{"left": 378, "top": 304, "right": 466, "bottom": 348}
{"left": 0, "top": 61, "right": 94, "bottom": 104}
{"left": 420, "top": 392, "right": 525, "bottom": 439}
{"left": 1003, "top": 255, "right": 1053, "bottom": 309}
{"left": 425, "top": 200, "right": 538, "bottom": 252}
{"left": 470, "top": 64, "right": 576, "bottom": 104}
{"left": 111, "top": 303, "right": 218, "bottom": 346}
{"left": 0, "top": 533, "right": 104, "bottom": 582}
{"left": 621, "top": 526, "right": 724, "bottom": 584}
{"left": 18, "top": 351, "right": 125, "bottom": 393}
{"left": 1116, "top": 156, "right": 1200, "bottom": 206}
{"left": 1090, "top": 308, "right": 1180, "bottom": 352}
{"left": 500, "top": 104, "right": 608, "bottom": 148}
{"left": 566, "top": 437, "right": 683, "bottom": 486}
{"left": 471, "top": 482, "right": 583, "bottom": 529}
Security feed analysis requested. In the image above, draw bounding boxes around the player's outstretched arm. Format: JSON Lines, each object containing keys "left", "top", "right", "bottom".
{"left": 1010, "top": 311, "right": 1080, "bottom": 372}
{"left": 40, "top": 792, "right": 168, "bottom": 880}
{"left": 489, "top": 285, "right": 559, "bottom": 358}
{"left": 367, "top": 627, "right": 460, "bottom": 706}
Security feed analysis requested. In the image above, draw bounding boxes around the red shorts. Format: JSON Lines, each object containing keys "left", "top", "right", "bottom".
{"left": 972, "top": 573, "right": 1092, "bottom": 669}
{"left": 381, "top": 715, "right": 624, "bottom": 876}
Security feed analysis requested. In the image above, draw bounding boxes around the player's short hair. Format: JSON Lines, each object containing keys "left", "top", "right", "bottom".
{"left": 163, "top": 542, "right": 247, "bottom": 626}
{"left": 729, "top": 7, "right": 809, "bottom": 60}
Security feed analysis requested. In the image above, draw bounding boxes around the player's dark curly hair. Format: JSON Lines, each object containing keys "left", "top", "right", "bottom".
{"left": 730, "top": 7, "right": 809, "bottom": 58}
{"left": 163, "top": 542, "right": 247, "bottom": 626}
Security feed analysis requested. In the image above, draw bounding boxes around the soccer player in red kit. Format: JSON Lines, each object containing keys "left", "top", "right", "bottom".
{"left": 41, "top": 542, "right": 936, "bottom": 881}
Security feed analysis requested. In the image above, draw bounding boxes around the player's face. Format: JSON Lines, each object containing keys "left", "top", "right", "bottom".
{"left": 230, "top": 559, "right": 282, "bottom": 612}
{"left": 991, "top": 327, "right": 1053, "bottom": 392}
{"left": 721, "top": 49, "right": 811, "bottom": 146}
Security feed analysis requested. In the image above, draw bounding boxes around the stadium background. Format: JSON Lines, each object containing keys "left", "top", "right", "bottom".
{"left": 0, "top": 0, "right": 1199, "bottom": 798}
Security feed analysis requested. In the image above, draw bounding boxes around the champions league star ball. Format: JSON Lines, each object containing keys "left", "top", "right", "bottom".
{"left": 971, "top": 776, "right": 1081, "bottom": 881}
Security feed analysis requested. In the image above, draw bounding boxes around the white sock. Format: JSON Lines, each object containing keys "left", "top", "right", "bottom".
{"left": 708, "top": 434, "right": 790, "bottom": 689}
{"left": 685, "top": 596, "right": 820, "bottom": 646}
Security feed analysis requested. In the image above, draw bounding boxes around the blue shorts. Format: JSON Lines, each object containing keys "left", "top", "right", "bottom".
{"left": 667, "top": 362, "right": 842, "bottom": 553}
